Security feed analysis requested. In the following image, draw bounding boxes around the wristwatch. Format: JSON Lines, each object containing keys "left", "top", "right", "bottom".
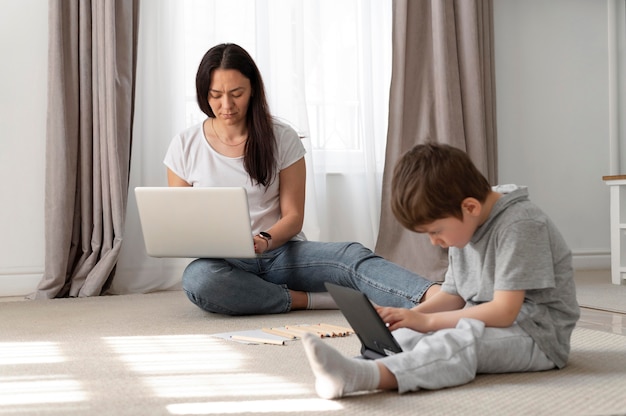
{"left": 257, "top": 231, "right": 272, "bottom": 250}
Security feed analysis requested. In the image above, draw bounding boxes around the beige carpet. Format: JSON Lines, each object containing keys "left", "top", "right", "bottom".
{"left": 1, "top": 291, "right": 626, "bottom": 416}
{"left": 575, "top": 269, "right": 626, "bottom": 314}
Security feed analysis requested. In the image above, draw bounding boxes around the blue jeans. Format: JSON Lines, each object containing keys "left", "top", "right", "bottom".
{"left": 182, "top": 241, "right": 436, "bottom": 315}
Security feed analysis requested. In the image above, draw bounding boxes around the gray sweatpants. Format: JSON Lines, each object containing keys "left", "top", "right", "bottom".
{"left": 379, "top": 318, "right": 556, "bottom": 394}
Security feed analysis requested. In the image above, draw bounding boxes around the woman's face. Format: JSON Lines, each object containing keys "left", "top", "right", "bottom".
{"left": 208, "top": 68, "right": 252, "bottom": 126}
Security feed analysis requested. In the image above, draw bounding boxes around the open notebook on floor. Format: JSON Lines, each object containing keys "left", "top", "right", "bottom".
{"left": 324, "top": 282, "right": 404, "bottom": 359}
{"left": 135, "top": 187, "right": 256, "bottom": 259}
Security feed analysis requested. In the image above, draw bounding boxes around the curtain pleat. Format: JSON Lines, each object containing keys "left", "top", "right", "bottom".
{"left": 375, "top": 0, "right": 497, "bottom": 281}
{"left": 30, "top": 0, "right": 139, "bottom": 299}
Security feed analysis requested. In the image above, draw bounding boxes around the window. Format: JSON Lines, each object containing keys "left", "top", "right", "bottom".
{"left": 178, "top": 0, "right": 392, "bottom": 245}
{"left": 181, "top": 0, "right": 391, "bottom": 171}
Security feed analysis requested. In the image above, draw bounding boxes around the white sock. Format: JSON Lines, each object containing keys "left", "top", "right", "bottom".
{"left": 306, "top": 292, "right": 338, "bottom": 310}
{"left": 301, "top": 332, "right": 380, "bottom": 399}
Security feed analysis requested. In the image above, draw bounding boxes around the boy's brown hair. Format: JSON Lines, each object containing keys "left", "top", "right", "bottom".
{"left": 391, "top": 143, "right": 491, "bottom": 229}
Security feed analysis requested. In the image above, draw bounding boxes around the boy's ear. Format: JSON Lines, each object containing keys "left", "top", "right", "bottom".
{"left": 461, "top": 197, "right": 481, "bottom": 216}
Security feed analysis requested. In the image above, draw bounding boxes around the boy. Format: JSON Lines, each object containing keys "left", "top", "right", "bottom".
{"left": 302, "top": 143, "right": 580, "bottom": 399}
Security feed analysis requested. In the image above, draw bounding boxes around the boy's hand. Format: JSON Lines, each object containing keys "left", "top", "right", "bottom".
{"left": 377, "top": 289, "right": 526, "bottom": 332}
{"left": 376, "top": 306, "right": 432, "bottom": 332}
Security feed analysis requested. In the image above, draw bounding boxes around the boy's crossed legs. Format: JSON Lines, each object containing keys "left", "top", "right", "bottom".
{"left": 302, "top": 318, "right": 555, "bottom": 399}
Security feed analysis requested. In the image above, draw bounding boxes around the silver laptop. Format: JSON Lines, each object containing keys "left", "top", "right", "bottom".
{"left": 135, "top": 187, "right": 256, "bottom": 258}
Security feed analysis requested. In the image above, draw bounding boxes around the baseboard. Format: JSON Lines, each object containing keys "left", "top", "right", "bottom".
{"left": 572, "top": 251, "right": 610, "bottom": 270}
{"left": 0, "top": 269, "right": 42, "bottom": 297}
{"left": 0, "top": 251, "right": 610, "bottom": 298}
{"left": 107, "top": 259, "right": 187, "bottom": 295}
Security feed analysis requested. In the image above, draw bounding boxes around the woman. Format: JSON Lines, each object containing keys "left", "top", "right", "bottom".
{"left": 164, "top": 43, "right": 438, "bottom": 315}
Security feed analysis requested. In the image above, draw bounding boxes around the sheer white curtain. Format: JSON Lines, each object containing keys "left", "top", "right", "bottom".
{"left": 111, "top": 0, "right": 392, "bottom": 294}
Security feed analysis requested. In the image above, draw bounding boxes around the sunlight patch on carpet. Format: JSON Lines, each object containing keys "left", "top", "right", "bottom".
{"left": 0, "top": 376, "right": 86, "bottom": 406}
{"left": 0, "top": 342, "right": 65, "bottom": 365}
{"left": 167, "top": 398, "right": 343, "bottom": 414}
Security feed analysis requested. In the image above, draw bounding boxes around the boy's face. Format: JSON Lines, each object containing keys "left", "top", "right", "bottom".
{"left": 415, "top": 217, "right": 473, "bottom": 249}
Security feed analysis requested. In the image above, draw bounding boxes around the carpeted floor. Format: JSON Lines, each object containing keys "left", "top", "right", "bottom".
{"left": 1, "top": 290, "right": 625, "bottom": 416}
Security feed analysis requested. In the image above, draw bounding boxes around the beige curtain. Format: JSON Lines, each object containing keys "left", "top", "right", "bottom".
{"left": 375, "top": 0, "right": 497, "bottom": 281}
{"left": 29, "top": 0, "right": 139, "bottom": 299}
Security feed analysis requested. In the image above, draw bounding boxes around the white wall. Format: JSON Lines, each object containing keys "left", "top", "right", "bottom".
{"left": 494, "top": 0, "right": 617, "bottom": 269}
{"left": 0, "top": 0, "right": 620, "bottom": 296}
{"left": 0, "top": 0, "right": 48, "bottom": 296}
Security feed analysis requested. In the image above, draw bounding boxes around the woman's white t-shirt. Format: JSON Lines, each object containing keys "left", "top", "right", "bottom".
{"left": 163, "top": 118, "right": 306, "bottom": 239}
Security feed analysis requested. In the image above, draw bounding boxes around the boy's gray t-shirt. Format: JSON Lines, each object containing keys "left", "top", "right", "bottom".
{"left": 441, "top": 185, "right": 580, "bottom": 368}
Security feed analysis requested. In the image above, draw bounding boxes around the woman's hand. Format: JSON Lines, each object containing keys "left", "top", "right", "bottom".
{"left": 253, "top": 234, "right": 270, "bottom": 254}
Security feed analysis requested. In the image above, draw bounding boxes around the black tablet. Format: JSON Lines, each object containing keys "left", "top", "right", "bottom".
{"left": 324, "top": 282, "right": 403, "bottom": 359}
